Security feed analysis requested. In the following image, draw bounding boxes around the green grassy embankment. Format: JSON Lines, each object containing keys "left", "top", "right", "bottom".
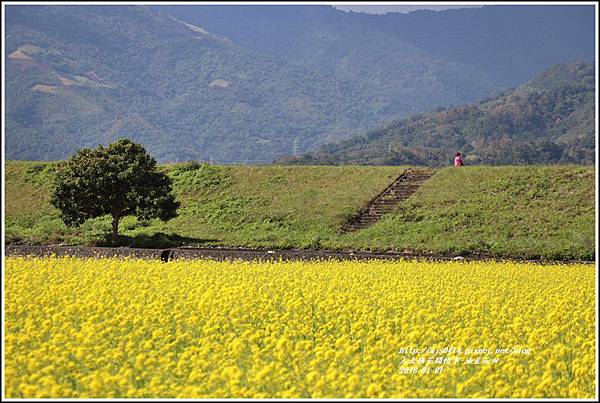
{"left": 339, "top": 166, "right": 595, "bottom": 260}
{"left": 4, "top": 161, "right": 595, "bottom": 260}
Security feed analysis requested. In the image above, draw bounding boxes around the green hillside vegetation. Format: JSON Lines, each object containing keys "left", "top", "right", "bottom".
{"left": 281, "top": 62, "right": 595, "bottom": 166}
{"left": 5, "top": 161, "right": 595, "bottom": 260}
{"left": 5, "top": 161, "right": 404, "bottom": 249}
{"left": 341, "top": 166, "right": 595, "bottom": 260}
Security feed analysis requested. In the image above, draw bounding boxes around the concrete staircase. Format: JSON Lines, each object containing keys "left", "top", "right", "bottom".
{"left": 340, "top": 168, "right": 434, "bottom": 233}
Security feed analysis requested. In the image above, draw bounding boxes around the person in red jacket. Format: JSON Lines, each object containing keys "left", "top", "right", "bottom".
{"left": 454, "top": 152, "right": 464, "bottom": 167}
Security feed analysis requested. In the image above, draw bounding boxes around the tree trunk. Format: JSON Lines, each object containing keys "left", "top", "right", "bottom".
{"left": 111, "top": 212, "right": 120, "bottom": 242}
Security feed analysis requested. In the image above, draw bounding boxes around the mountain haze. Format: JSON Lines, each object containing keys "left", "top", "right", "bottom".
{"left": 154, "top": 5, "right": 594, "bottom": 92}
{"left": 5, "top": 5, "right": 595, "bottom": 163}
{"left": 153, "top": 5, "right": 499, "bottom": 119}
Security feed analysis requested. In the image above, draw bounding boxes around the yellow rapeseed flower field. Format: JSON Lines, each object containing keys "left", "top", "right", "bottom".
{"left": 4, "top": 256, "right": 596, "bottom": 398}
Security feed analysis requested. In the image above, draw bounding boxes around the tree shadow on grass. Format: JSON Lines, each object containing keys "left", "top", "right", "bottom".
{"left": 96, "top": 232, "right": 220, "bottom": 248}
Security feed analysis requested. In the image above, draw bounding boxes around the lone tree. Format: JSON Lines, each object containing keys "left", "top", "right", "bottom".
{"left": 51, "top": 139, "right": 180, "bottom": 241}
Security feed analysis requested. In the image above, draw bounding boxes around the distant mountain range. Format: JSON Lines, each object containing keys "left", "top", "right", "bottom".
{"left": 5, "top": 5, "right": 595, "bottom": 163}
{"left": 278, "top": 62, "right": 595, "bottom": 166}
{"left": 155, "top": 5, "right": 594, "bottom": 91}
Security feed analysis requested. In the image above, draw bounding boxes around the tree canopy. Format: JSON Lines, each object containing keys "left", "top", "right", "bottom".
{"left": 51, "top": 138, "right": 180, "bottom": 240}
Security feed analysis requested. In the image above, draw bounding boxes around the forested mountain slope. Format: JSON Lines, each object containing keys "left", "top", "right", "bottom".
{"left": 5, "top": 6, "right": 370, "bottom": 162}
{"left": 154, "top": 5, "right": 499, "bottom": 122}
{"left": 5, "top": 5, "right": 595, "bottom": 163}
{"left": 280, "top": 62, "right": 595, "bottom": 166}
{"left": 155, "top": 5, "right": 594, "bottom": 101}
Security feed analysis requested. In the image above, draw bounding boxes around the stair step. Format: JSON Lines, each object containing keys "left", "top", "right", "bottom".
{"left": 341, "top": 169, "right": 433, "bottom": 233}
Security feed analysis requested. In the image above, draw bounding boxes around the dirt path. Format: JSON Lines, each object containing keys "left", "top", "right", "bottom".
{"left": 4, "top": 245, "right": 592, "bottom": 264}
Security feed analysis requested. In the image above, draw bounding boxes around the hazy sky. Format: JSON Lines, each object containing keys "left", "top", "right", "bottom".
{"left": 333, "top": 5, "right": 483, "bottom": 14}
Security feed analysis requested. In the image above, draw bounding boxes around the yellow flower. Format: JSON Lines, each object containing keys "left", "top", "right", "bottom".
{"left": 367, "top": 383, "right": 382, "bottom": 397}
{"left": 4, "top": 257, "right": 595, "bottom": 398}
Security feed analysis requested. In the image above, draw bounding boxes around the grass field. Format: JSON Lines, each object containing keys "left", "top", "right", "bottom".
{"left": 4, "top": 161, "right": 595, "bottom": 260}
{"left": 5, "top": 257, "right": 596, "bottom": 398}
{"left": 341, "top": 165, "right": 595, "bottom": 259}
